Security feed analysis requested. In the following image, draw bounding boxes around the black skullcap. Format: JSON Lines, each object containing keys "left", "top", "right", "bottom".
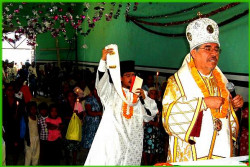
{"left": 120, "top": 60, "right": 135, "bottom": 76}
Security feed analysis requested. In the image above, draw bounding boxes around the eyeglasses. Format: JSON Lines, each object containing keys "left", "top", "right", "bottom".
{"left": 199, "top": 47, "right": 222, "bottom": 54}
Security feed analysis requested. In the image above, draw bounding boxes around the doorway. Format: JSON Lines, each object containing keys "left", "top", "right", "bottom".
{"left": 2, "top": 32, "right": 35, "bottom": 70}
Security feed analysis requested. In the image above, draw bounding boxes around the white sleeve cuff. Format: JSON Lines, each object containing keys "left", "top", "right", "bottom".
{"left": 98, "top": 59, "right": 106, "bottom": 72}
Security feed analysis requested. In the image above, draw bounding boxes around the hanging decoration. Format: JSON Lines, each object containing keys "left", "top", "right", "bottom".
{"left": 125, "top": 3, "right": 131, "bottom": 16}
{"left": 129, "top": 3, "right": 210, "bottom": 20}
{"left": 130, "top": 10, "right": 248, "bottom": 37}
{"left": 127, "top": 3, "right": 240, "bottom": 26}
{"left": 133, "top": 2, "right": 139, "bottom": 11}
{"left": 218, "top": 9, "right": 248, "bottom": 27}
{"left": 3, "top": 32, "right": 23, "bottom": 44}
{"left": 125, "top": 3, "right": 131, "bottom": 22}
{"left": 93, "top": 2, "right": 105, "bottom": 23}
{"left": 105, "top": 2, "right": 115, "bottom": 21}
{"left": 82, "top": 44, "right": 88, "bottom": 49}
{"left": 127, "top": 3, "right": 248, "bottom": 37}
{"left": 114, "top": 3, "right": 122, "bottom": 19}
{"left": 2, "top": 2, "right": 137, "bottom": 46}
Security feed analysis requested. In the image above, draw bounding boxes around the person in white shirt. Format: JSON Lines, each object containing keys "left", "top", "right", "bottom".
{"left": 84, "top": 46, "right": 158, "bottom": 165}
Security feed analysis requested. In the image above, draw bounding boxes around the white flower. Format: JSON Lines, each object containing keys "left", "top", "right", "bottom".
{"left": 82, "top": 44, "right": 88, "bottom": 49}
{"left": 44, "top": 21, "right": 50, "bottom": 28}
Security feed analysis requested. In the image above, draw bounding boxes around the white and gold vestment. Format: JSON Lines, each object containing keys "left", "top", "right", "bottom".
{"left": 162, "top": 54, "right": 239, "bottom": 162}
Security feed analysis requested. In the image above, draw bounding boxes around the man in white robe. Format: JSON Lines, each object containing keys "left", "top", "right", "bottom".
{"left": 84, "top": 45, "right": 158, "bottom": 165}
{"left": 162, "top": 18, "right": 244, "bottom": 162}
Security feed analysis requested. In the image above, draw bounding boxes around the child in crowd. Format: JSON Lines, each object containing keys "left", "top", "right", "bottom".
{"left": 24, "top": 101, "right": 40, "bottom": 166}
{"left": 46, "top": 103, "right": 62, "bottom": 165}
{"left": 142, "top": 87, "right": 165, "bottom": 165}
{"left": 37, "top": 102, "right": 49, "bottom": 165}
{"left": 61, "top": 91, "right": 82, "bottom": 165}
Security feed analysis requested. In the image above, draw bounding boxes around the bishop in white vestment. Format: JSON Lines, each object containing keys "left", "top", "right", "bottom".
{"left": 162, "top": 18, "right": 244, "bottom": 162}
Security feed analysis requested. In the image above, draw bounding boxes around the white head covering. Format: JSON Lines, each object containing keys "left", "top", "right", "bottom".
{"left": 186, "top": 18, "right": 220, "bottom": 51}
{"left": 148, "top": 87, "right": 157, "bottom": 93}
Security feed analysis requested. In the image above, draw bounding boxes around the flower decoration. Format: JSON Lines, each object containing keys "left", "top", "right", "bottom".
{"left": 122, "top": 89, "right": 138, "bottom": 119}
{"left": 105, "top": 2, "right": 115, "bottom": 21}
{"left": 125, "top": 3, "right": 131, "bottom": 16}
{"left": 133, "top": 2, "right": 139, "bottom": 11}
{"left": 2, "top": 2, "right": 140, "bottom": 46}
{"left": 82, "top": 44, "right": 88, "bottom": 49}
{"left": 114, "top": 3, "right": 122, "bottom": 19}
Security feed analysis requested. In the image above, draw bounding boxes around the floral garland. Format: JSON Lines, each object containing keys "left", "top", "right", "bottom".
{"left": 114, "top": 3, "right": 122, "bottom": 19}
{"left": 188, "top": 58, "right": 229, "bottom": 118}
{"left": 129, "top": 9, "right": 248, "bottom": 37}
{"left": 122, "top": 89, "right": 138, "bottom": 119}
{"left": 129, "top": 3, "right": 209, "bottom": 19}
{"left": 128, "top": 3, "right": 240, "bottom": 27}
{"left": 3, "top": 2, "right": 127, "bottom": 46}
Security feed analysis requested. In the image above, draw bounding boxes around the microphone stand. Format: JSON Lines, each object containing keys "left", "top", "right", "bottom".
{"left": 227, "top": 82, "right": 242, "bottom": 156}
{"left": 235, "top": 107, "right": 242, "bottom": 156}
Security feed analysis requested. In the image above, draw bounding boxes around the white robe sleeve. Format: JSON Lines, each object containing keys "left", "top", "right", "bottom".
{"left": 95, "top": 59, "right": 113, "bottom": 106}
{"left": 97, "top": 59, "right": 106, "bottom": 73}
{"left": 142, "top": 91, "right": 158, "bottom": 122}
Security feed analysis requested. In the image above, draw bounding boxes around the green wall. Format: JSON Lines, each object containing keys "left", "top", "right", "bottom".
{"left": 34, "top": 2, "right": 248, "bottom": 74}
{"left": 36, "top": 32, "right": 76, "bottom": 62}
